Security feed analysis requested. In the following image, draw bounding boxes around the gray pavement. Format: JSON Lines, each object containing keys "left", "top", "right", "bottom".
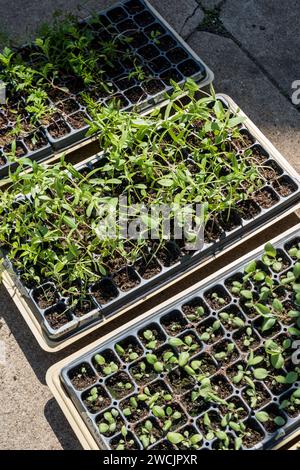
{"left": 0, "top": 0, "right": 300, "bottom": 450}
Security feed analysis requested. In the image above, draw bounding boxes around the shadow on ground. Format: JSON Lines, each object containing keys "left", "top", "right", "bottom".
{"left": 44, "top": 399, "right": 83, "bottom": 450}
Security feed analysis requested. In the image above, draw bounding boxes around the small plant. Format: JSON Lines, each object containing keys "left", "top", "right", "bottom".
{"left": 98, "top": 409, "right": 121, "bottom": 436}
{"left": 199, "top": 320, "right": 222, "bottom": 343}
{"left": 288, "top": 243, "right": 300, "bottom": 260}
{"left": 142, "top": 329, "right": 160, "bottom": 349}
{"left": 137, "top": 419, "right": 158, "bottom": 449}
{"left": 167, "top": 430, "right": 203, "bottom": 449}
{"left": 219, "top": 310, "right": 245, "bottom": 329}
{"left": 146, "top": 350, "right": 178, "bottom": 373}
{"left": 115, "top": 341, "right": 140, "bottom": 363}
{"left": 113, "top": 426, "right": 136, "bottom": 450}
{"left": 255, "top": 410, "right": 286, "bottom": 427}
{"left": 184, "top": 305, "right": 206, "bottom": 322}
{"left": 151, "top": 404, "right": 183, "bottom": 432}
{"left": 169, "top": 334, "right": 200, "bottom": 354}
{"left": 280, "top": 389, "right": 300, "bottom": 415}
{"left": 213, "top": 342, "right": 236, "bottom": 363}
{"left": 94, "top": 353, "right": 119, "bottom": 376}
{"left": 262, "top": 243, "right": 286, "bottom": 272}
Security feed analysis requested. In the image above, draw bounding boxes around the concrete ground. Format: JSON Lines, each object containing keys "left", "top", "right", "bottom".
{"left": 0, "top": 0, "right": 300, "bottom": 450}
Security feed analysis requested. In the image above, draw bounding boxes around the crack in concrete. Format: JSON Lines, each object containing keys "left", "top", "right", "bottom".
{"left": 180, "top": 4, "right": 201, "bottom": 37}
{"left": 188, "top": 1, "right": 300, "bottom": 114}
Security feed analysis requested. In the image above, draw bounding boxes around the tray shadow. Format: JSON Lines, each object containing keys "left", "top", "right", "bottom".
{"left": 44, "top": 398, "right": 83, "bottom": 450}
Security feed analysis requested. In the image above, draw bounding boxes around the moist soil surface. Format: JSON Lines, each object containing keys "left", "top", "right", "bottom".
{"left": 47, "top": 119, "right": 70, "bottom": 139}
{"left": 83, "top": 387, "right": 111, "bottom": 413}
{"left": 113, "top": 270, "right": 140, "bottom": 292}
{"left": 135, "top": 257, "right": 161, "bottom": 279}
{"left": 69, "top": 365, "right": 97, "bottom": 391}
{"left": 254, "top": 188, "right": 278, "bottom": 208}
{"left": 45, "top": 309, "right": 70, "bottom": 330}
{"left": 67, "top": 112, "right": 88, "bottom": 129}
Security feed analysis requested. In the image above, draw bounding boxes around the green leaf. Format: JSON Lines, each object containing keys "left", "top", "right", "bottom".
{"left": 62, "top": 215, "right": 77, "bottom": 229}
{"left": 245, "top": 260, "right": 257, "bottom": 273}
{"left": 99, "top": 423, "right": 109, "bottom": 434}
{"left": 152, "top": 405, "right": 165, "bottom": 419}
{"left": 261, "top": 317, "right": 276, "bottom": 332}
{"left": 255, "top": 411, "right": 269, "bottom": 423}
{"left": 264, "top": 242, "right": 276, "bottom": 258}
{"left": 274, "top": 416, "right": 285, "bottom": 427}
{"left": 94, "top": 354, "right": 105, "bottom": 366}
{"left": 294, "top": 263, "right": 300, "bottom": 279}
{"left": 253, "top": 368, "right": 268, "bottom": 380}
{"left": 167, "top": 432, "right": 184, "bottom": 444}
{"left": 169, "top": 337, "right": 184, "bottom": 348}
{"left": 241, "top": 290, "right": 253, "bottom": 300}
{"left": 158, "top": 178, "right": 173, "bottom": 187}
{"left": 285, "top": 371, "right": 298, "bottom": 384}
{"left": 178, "top": 352, "right": 190, "bottom": 367}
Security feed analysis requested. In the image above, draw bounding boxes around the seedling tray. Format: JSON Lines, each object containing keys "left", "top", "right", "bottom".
{"left": 0, "top": 0, "right": 213, "bottom": 178}
{"left": 2, "top": 93, "right": 300, "bottom": 352}
{"left": 47, "top": 224, "right": 300, "bottom": 450}
{"left": 4, "top": 95, "right": 300, "bottom": 350}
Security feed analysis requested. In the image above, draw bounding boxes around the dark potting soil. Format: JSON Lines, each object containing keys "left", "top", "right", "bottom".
{"left": 69, "top": 363, "right": 97, "bottom": 390}
{"left": 231, "top": 132, "right": 255, "bottom": 150}
{"left": 24, "top": 132, "right": 48, "bottom": 151}
{"left": 135, "top": 256, "right": 161, "bottom": 280}
{"left": 57, "top": 98, "right": 80, "bottom": 114}
{"left": 211, "top": 375, "right": 232, "bottom": 399}
{"left": 259, "top": 163, "right": 281, "bottom": 181}
{"left": 47, "top": 119, "right": 70, "bottom": 139}
{"left": 113, "top": 269, "right": 140, "bottom": 292}
{"left": 167, "top": 368, "right": 195, "bottom": 394}
{"left": 273, "top": 179, "right": 296, "bottom": 197}
{"left": 106, "top": 372, "right": 133, "bottom": 399}
{"left": 0, "top": 155, "right": 6, "bottom": 166}
{"left": 34, "top": 286, "right": 59, "bottom": 309}
{"left": 67, "top": 112, "right": 89, "bottom": 129}
{"left": 251, "top": 146, "right": 268, "bottom": 164}
{"left": 124, "top": 86, "right": 147, "bottom": 104}
{"left": 204, "top": 219, "right": 223, "bottom": 243}
{"left": 45, "top": 308, "right": 70, "bottom": 330}
{"left": 92, "top": 281, "right": 118, "bottom": 305}
{"left": 72, "top": 296, "right": 95, "bottom": 317}
{"left": 0, "top": 129, "right": 13, "bottom": 147}
{"left": 242, "top": 424, "right": 264, "bottom": 448}
{"left": 237, "top": 199, "right": 261, "bottom": 220}
{"left": 142, "top": 79, "right": 165, "bottom": 95}
{"left": 253, "top": 188, "right": 278, "bottom": 209}
{"left": 83, "top": 386, "right": 111, "bottom": 413}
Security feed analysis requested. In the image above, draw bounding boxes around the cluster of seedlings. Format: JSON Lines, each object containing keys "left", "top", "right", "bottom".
{"left": 0, "top": 87, "right": 299, "bottom": 340}
{"left": 61, "top": 234, "right": 300, "bottom": 449}
{"left": 0, "top": 0, "right": 207, "bottom": 175}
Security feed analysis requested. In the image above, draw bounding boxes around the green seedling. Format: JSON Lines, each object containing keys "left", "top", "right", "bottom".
{"left": 94, "top": 353, "right": 119, "bottom": 376}
{"left": 199, "top": 320, "right": 222, "bottom": 343}
{"left": 219, "top": 310, "right": 245, "bottom": 329}
{"left": 280, "top": 388, "right": 300, "bottom": 414}
{"left": 137, "top": 420, "right": 158, "bottom": 449}
{"left": 98, "top": 408, "right": 120, "bottom": 436}
{"left": 184, "top": 305, "right": 206, "bottom": 322}
{"left": 214, "top": 342, "right": 236, "bottom": 362}
{"left": 167, "top": 430, "right": 203, "bottom": 449}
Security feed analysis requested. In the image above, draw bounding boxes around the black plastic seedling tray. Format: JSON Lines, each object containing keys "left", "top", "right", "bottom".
{"left": 3, "top": 94, "right": 300, "bottom": 346}
{"left": 60, "top": 227, "right": 300, "bottom": 450}
{"left": 0, "top": 0, "right": 213, "bottom": 177}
